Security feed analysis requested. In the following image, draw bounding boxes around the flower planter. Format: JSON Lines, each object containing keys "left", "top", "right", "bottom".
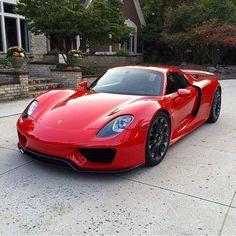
{"left": 67, "top": 50, "right": 83, "bottom": 69}
{"left": 6, "top": 46, "right": 27, "bottom": 71}
{"left": 67, "top": 56, "right": 81, "bottom": 68}
{"left": 8, "top": 57, "right": 25, "bottom": 71}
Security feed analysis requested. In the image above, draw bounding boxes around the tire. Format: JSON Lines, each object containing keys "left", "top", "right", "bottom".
{"left": 207, "top": 88, "right": 221, "bottom": 123}
{"left": 145, "top": 111, "right": 171, "bottom": 166}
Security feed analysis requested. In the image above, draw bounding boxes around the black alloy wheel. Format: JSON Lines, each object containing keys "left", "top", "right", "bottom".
{"left": 145, "top": 111, "right": 170, "bottom": 166}
{"left": 208, "top": 88, "right": 221, "bottom": 123}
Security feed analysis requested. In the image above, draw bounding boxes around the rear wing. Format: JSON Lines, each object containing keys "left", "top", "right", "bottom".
{"left": 181, "top": 69, "right": 216, "bottom": 79}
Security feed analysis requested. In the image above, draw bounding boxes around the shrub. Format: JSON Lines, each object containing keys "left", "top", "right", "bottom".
{"left": 46, "top": 48, "right": 61, "bottom": 55}
{"left": 116, "top": 49, "right": 130, "bottom": 56}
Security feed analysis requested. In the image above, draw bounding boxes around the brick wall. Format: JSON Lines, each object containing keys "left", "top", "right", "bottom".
{"left": 79, "top": 55, "right": 143, "bottom": 67}
{"left": 28, "top": 54, "right": 143, "bottom": 67}
{"left": 51, "top": 69, "right": 82, "bottom": 88}
{"left": 0, "top": 72, "right": 29, "bottom": 102}
{"left": 0, "top": 83, "right": 21, "bottom": 102}
{"left": 28, "top": 63, "right": 56, "bottom": 77}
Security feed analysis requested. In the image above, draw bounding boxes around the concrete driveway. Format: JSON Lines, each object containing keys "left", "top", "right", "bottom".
{"left": 0, "top": 80, "right": 235, "bottom": 235}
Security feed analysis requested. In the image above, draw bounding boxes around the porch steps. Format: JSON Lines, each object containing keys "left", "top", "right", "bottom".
{"left": 28, "top": 77, "right": 61, "bottom": 98}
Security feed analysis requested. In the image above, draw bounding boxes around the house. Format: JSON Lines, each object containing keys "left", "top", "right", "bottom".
{"left": 0, "top": 0, "right": 146, "bottom": 59}
{"left": 87, "top": 0, "right": 146, "bottom": 54}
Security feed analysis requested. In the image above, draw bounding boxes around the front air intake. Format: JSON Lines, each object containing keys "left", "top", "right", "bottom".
{"left": 78, "top": 148, "right": 116, "bottom": 163}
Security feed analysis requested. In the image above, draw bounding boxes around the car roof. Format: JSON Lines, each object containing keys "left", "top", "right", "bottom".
{"left": 112, "top": 65, "right": 181, "bottom": 74}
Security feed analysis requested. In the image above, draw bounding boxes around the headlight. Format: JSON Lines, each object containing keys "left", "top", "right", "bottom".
{"left": 97, "top": 115, "right": 134, "bottom": 137}
{"left": 22, "top": 100, "right": 38, "bottom": 120}
{"left": 27, "top": 100, "right": 38, "bottom": 116}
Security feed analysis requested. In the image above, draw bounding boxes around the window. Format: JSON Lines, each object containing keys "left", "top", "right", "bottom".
{"left": 90, "top": 68, "right": 164, "bottom": 96}
{"left": 20, "top": 20, "right": 30, "bottom": 52}
{"left": 5, "top": 17, "right": 17, "bottom": 48}
{"left": 3, "top": 3, "right": 15, "bottom": 14}
{"left": 166, "top": 72, "right": 189, "bottom": 95}
{"left": 0, "top": 1, "right": 30, "bottom": 53}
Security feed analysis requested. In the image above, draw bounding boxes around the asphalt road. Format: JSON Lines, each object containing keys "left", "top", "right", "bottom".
{"left": 0, "top": 80, "right": 235, "bottom": 235}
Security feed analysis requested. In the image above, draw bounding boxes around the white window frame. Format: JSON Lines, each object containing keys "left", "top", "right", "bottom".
{"left": 0, "top": 0, "right": 26, "bottom": 53}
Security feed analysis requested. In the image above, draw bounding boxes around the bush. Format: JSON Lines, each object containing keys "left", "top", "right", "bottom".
{"left": 46, "top": 48, "right": 61, "bottom": 55}
{"left": 116, "top": 49, "right": 130, "bottom": 56}
{"left": 81, "top": 67, "right": 106, "bottom": 75}
{"left": 56, "top": 63, "right": 67, "bottom": 69}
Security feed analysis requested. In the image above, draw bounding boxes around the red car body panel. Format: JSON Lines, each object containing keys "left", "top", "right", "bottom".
{"left": 17, "top": 66, "right": 221, "bottom": 171}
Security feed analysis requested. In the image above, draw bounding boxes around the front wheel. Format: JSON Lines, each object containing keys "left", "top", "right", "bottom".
{"left": 208, "top": 88, "right": 221, "bottom": 123}
{"left": 145, "top": 112, "right": 170, "bottom": 166}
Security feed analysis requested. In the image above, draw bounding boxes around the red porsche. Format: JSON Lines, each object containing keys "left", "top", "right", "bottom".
{"left": 17, "top": 66, "right": 221, "bottom": 172}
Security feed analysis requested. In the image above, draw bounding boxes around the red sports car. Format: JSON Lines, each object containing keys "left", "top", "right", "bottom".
{"left": 17, "top": 66, "right": 221, "bottom": 172}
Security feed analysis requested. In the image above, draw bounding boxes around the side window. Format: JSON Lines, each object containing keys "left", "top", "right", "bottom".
{"left": 175, "top": 73, "right": 189, "bottom": 89}
{"left": 166, "top": 72, "right": 189, "bottom": 94}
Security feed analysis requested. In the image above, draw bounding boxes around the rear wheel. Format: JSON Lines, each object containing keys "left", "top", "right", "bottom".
{"left": 145, "top": 112, "right": 170, "bottom": 166}
{"left": 208, "top": 88, "right": 221, "bottom": 123}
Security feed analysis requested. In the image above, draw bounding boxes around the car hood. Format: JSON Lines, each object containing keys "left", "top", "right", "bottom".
{"left": 34, "top": 91, "right": 155, "bottom": 130}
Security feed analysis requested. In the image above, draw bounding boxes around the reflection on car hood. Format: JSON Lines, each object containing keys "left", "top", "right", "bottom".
{"left": 35, "top": 91, "right": 152, "bottom": 130}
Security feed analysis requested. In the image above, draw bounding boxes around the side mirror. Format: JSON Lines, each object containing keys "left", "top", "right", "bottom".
{"left": 79, "top": 80, "right": 88, "bottom": 90}
{"left": 178, "top": 89, "right": 191, "bottom": 97}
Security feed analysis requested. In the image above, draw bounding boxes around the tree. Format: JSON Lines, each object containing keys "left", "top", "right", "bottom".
{"left": 196, "top": 24, "right": 236, "bottom": 64}
{"left": 15, "top": 0, "right": 131, "bottom": 52}
{"left": 81, "top": 0, "right": 131, "bottom": 48}
{"left": 142, "top": 0, "right": 236, "bottom": 64}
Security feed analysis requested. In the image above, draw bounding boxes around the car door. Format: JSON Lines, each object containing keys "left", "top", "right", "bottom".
{"left": 165, "top": 72, "right": 199, "bottom": 136}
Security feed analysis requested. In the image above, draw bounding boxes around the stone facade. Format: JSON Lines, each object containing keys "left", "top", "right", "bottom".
{"left": 30, "top": 34, "right": 48, "bottom": 61}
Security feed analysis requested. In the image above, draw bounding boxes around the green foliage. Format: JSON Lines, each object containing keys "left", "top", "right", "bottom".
{"left": 16, "top": 0, "right": 131, "bottom": 51}
{"left": 56, "top": 63, "right": 67, "bottom": 69}
{"left": 116, "top": 49, "right": 130, "bottom": 56}
{"left": 143, "top": 0, "right": 236, "bottom": 64}
{"left": 6, "top": 46, "right": 27, "bottom": 59}
{"left": 0, "top": 58, "right": 7, "bottom": 65}
{"left": 81, "top": 66, "right": 106, "bottom": 76}
{"left": 83, "top": 0, "right": 131, "bottom": 47}
{"left": 46, "top": 48, "right": 61, "bottom": 55}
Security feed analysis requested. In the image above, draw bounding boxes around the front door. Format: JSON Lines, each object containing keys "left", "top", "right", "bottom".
{"left": 165, "top": 72, "right": 199, "bottom": 138}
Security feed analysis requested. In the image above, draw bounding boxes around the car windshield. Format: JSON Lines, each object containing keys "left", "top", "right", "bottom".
{"left": 90, "top": 68, "right": 164, "bottom": 96}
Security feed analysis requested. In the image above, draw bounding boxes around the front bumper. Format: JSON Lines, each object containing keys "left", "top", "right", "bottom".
{"left": 17, "top": 116, "right": 148, "bottom": 171}
{"left": 17, "top": 143, "right": 143, "bottom": 173}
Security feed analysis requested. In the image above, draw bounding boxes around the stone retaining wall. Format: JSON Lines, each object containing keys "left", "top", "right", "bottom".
{"left": 78, "top": 55, "right": 143, "bottom": 67}
{"left": 51, "top": 69, "right": 82, "bottom": 88}
{"left": 28, "top": 63, "right": 56, "bottom": 77}
{"left": 0, "top": 72, "right": 29, "bottom": 102}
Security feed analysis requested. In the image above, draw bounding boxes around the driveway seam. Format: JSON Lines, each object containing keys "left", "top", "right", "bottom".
{"left": 0, "top": 161, "right": 33, "bottom": 177}
{"left": 121, "top": 177, "right": 236, "bottom": 210}
{"left": 219, "top": 190, "right": 236, "bottom": 235}
{"left": 0, "top": 113, "right": 21, "bottom": 119}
